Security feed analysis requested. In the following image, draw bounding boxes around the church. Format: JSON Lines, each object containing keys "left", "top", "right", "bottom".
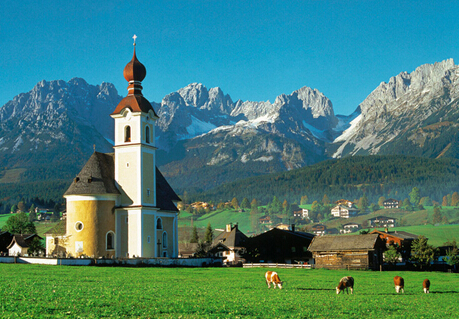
{"left": 47, "top": 40, "right": 180, "bottom": 258}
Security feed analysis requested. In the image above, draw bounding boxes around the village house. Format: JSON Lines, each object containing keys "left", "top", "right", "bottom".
{"left": 7, "top": 234, "right": 43, "bottom": 256}
{"left": 312, "top": 224, "right": 327, "bottom": 236}
{"left": 331, "top": 205, "right": 359, "bottom": 218}
{"left": 383, "top": 199, "right": 399, "bottom": 209}
{"left": 335, "top": 199, "right": 355, "bottom": 207}
{"left": 308, "top": 233, "right": 385, "bottom": 270}
{"left": 258, "top": 216, "right": 272, "bottom": 224}
{"left": 212, "top": 224, "right": 248, "bottom": 265}
{"left": 368, "top": 216, "right": 396, "bottom": 228}
{"left": 244, "top": 227, "right": 315, "bottom": 264}
{"left": 293, "top": 208, "right": 309, "bottom": 219}
{"left": 340, "top": 222, "right": 361, "bottom": 234}
{"left": 370, "top": 229, "right": 418, "bottom": 262}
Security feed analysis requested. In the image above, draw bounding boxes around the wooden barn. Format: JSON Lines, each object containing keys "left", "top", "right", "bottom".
{"left": 308, "top": 234, "right": 385, "bottom": 270}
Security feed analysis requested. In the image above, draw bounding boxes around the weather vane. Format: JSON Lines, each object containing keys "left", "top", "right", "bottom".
{"left": 133, "top": 34, "right": 137, "bottom": 46}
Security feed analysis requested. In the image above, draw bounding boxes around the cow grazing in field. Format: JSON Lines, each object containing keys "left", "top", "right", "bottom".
{"left": 336, "top": 276, "right": 354, "bottom": 294}
{"left": 394, "top": 276, "right": 404, "bottom": 293}
{"left": 423, "top": 279, "right": 430, "bottom": 293}
{"left": 265, "top": 271, "right": 283, "bottom": 289}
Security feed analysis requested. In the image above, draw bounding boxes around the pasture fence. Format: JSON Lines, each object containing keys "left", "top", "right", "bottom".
{"left": 243, "top": 263, "right": 313, "bottom": 269}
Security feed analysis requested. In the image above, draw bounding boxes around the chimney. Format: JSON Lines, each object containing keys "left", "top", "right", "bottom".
{"left": 226, "top": 224, "right": 232, "bottom": 232}
{"left": 291, "top": 224, "right": 295, "bottom": 232}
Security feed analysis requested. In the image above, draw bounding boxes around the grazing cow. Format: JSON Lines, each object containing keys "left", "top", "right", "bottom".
{"left": 423, "top": 279, "right": 430, "bottom": 293}
{"left": 336, "top": 276, "right": 354, "bottom": 294}
{"left": 265, "top": 271, "right": 283, "bottom": 289}
{"left": 394, "top": 276, "right": 404, "bottom": 293}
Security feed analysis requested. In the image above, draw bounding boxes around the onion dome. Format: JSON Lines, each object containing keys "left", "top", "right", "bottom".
{"left": 123, "top": 47, "right": 146, "bottom": 83}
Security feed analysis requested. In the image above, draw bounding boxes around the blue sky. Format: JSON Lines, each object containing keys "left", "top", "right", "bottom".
{"left": 1, "top": 0, "right": 458, "bottom": 115}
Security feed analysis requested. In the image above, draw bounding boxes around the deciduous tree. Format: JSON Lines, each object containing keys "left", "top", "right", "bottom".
{"left": 241, "top": 198, "right": 250, "bottom": 209}
{"left": 3, "top": 212, "right": 36, "bottom": 234}
{"left": 231, "top": 197, "right": 239, "bottom": 210}
{"left": 409, "top": 187, "right": 421, "bottom": 206}
{"left": 300, "top": 195, "right": 308, "bottom": 205}
{"left": 384, "top": 245, "right": 401, "bottom": 265}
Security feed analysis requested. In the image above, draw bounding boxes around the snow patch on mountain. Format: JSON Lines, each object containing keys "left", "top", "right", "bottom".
{"left": 183, "top": 116, "right": 217, "bottom": 139}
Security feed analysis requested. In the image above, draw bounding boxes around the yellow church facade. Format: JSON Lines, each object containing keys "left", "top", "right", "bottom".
{"left": 47, "top": 43, "right": 180, "bottom": 259}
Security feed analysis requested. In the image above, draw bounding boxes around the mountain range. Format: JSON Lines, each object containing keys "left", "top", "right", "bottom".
{"left": 1, "top": 59, "right": 459, "bottom": 202}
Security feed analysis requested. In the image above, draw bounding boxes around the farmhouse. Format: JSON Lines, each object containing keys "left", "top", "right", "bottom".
{"left": 7, "top": 234, "right": 43, "bottom": 256}
{"left": 293, "top": 208, "right": 309, "bottom": 219}
{"left": 335, "top": 199, "right": 355, "bottom": 207}
{"left": 308, "top": 234, "right": 385, "bottom": 270}
{"left": 244, "top": 227, "right": 315, "bottom": 264}
{"left": 331, "top": 205, "right": 359, "bottom": 218}
{"left": 370, "top": 229, "right": 418, "bottom": 262}
{"left": 383, "top": 199, "right": 399, "bottom": 209}
{"left": 340, "top": 222, "right": 361, "bottom": 234}
{"left": 259, "top": 216, "right": 272, "bottom": 224}
{"left": 312, "top": 224, "right": 327, "bottom": 236}
{"left": 368, "top": 216, "right": 396, "bottom": 228}
{"left": 212, "top": 224, "right": 248, "bottom": 265}
{"left": 46, "top": 42, "right": 180, "bottom": 259}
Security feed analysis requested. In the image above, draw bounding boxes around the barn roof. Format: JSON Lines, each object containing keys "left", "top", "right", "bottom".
{"left": 308, "top": 234, "right": 380, "bottom": 252}
{"left": 213, "top": 225, "right": 248, "bottom": 249}
{"left": 370, "top": 230, "right": 418, "bottom": 240}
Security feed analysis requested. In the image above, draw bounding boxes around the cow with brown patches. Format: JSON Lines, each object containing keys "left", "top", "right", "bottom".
{"left": 336, "top": 276, "right": 354, "bottom": 294}
{"left": 394, "top": 276, "right": 404, "bottom": 293}
{"left": 265, "top": 271, "right": 283, "bottom": 289}
{"left": 423, "top": 279, "right": 430, "bottom": 293}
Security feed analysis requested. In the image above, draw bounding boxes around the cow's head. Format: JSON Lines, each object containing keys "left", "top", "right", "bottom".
{"left": 336, "top": 287, "right": 341, "bottom": 294}
{"left": 277, "top": 282, "right": 284, "bottom": 289}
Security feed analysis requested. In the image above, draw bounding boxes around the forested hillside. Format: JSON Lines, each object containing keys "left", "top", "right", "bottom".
{"left": 197, "top": 155, "right": 459, "bottom": 205}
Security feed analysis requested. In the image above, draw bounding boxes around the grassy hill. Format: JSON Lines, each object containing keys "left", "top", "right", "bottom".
{"left": 178, "top": 205, "right": 459, "bottom": 247}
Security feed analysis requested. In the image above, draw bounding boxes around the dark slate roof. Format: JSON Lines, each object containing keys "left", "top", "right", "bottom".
{"left": 308, "top": 234, "right": 380, "bottom": 252}
{"left": 7, "top": 234, "right": 42, "bottom": 249}
{"left": 156, "top": 168, "right": 180, "bottom": 212}
{"left": 64, "top": 152, "right": 120, "bottom": 196}
{"left": 370, "top": 230, "right": 418, "bottom": 240}
{"left": 213, "top": 225, "right": 248, "bottom": 249}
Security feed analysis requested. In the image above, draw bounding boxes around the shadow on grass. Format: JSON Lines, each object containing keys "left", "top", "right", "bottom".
{"left": 296, "top": 288, "right": 335, "bottom": 291}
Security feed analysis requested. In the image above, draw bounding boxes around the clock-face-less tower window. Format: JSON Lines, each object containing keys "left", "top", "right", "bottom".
{"left": 145, "top": 126, "right": 150, "bottom": 143}
{"left": 125, "top": 126, "right": 131, "bottom": 142}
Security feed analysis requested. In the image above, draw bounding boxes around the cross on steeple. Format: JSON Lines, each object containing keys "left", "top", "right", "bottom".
{"left": 133, "top": 34, "right": 137, "bottom": 46}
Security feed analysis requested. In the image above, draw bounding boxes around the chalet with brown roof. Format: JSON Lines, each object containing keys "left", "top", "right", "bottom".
{"left": 335, "top": 199, "right": 355, "bottom": 207}
{"left": 368, "top": 216, "right": 396, "bottom": 228}
{"left": 312, "top": 224, "right": 327, "bottom": 236}
{"left": 212, "top": 224, "right": 248, "bottom": 265}
{"left": 308, "top": 234, "right": 385, "bottom": 270}
{"left": 259, "top": 216, "right": 272, "bottom": 224}
{"left": 293, "top": 208, "right": 309, "bottom": 219}
{"left": 370, "top": 229, "right": 418, "bottom": 262}
{"left": 331, "top": 205, "right": 359, "bottom": 218}
{"left": 7, "top": 234, "right": 43, "bottom": 256}
{"left": 383, "top": 199, "right": 399, "bottom": 209}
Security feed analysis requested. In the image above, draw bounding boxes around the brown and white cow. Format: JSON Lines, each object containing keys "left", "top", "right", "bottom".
{"left": 336, "top": 276, "right": 354, "bottom": 294}
{"left": 265, "top": 271, "right": 283, "bottom": 289}
{"left": 423, "top": 279, "right": 430, "bottom": 293}
{"left": 394, "top": 276, "right": 404, "bottom": 293}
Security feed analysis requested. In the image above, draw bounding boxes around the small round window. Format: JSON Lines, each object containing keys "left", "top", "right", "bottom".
{"left": 75, "top": 221, "right": 84, "bottom": 232}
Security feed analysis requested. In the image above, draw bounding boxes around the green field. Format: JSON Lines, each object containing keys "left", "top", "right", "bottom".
{"left": 0, "top": 265, "right": 457, "bottom": 318}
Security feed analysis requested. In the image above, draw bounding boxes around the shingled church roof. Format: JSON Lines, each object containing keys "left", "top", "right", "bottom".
{"left": 64, "top": 152, "right": 120, "bottom": 196}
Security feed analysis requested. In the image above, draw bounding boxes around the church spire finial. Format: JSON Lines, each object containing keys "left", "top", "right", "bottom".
{"left": 133, "top": 34, "right": 137, "bottom": 46}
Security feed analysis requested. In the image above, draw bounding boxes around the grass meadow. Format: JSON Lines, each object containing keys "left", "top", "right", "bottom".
{"left": 0, "top": 265, "right": 458, "bottom": 318}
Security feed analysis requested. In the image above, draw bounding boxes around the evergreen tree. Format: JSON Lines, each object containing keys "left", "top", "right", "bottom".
{"left": 358, "top": 195, "right": 369, "bottom": 212}
{"left": 410, "top": 235, "right": 438, "bottom": 270}
{"left": 409, "top": 187, "right": 421, "bottom": 206}
{"left": 241, "top": 198, "right": 250, "bottom": 209}
{"left": 300, "top": 195, "right": 308, "bottom": 205}
{"left": 10, "top": 204, "right": 17, "bottom": 213}
{"left": 384, "top": 245, "right": 401, "bottom": 265}
{"left": 271, "top": 196, "right": 282, "bottom": 213}
{"left": 370, "top": 203, "right": 379, "bottom": 212}
{"left": 452, "top": 192, "right": 459, "bottom": 206}
{"left": 190, "top": 226, "right": 199, "bottom": 243}
{"left": 204, "top": 223, "right": 213, "bottom": 244}
{"left": 432, "top": 207, "right": 442, "bottom": 224}
{"left": 402, "top": 198, "right": 412, "bottom": 210}
{"left": 231, "top": 197, "right": 239, "bottom": 210}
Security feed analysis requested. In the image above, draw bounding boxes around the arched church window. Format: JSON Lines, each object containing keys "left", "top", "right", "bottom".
{"left": 125, "top": 126, "right": 131, "bottom": 142}
{"left": 146, "top": 126, "right": 150, "bottom": 143}
{"left": 156, "top": 217, "right": 162, "bottom": 230}
{"left": 162, "top": 231, "right": 167, "bottom": 248}
{"left": 106, "top": 231, "right": 115, "bottom": 250}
